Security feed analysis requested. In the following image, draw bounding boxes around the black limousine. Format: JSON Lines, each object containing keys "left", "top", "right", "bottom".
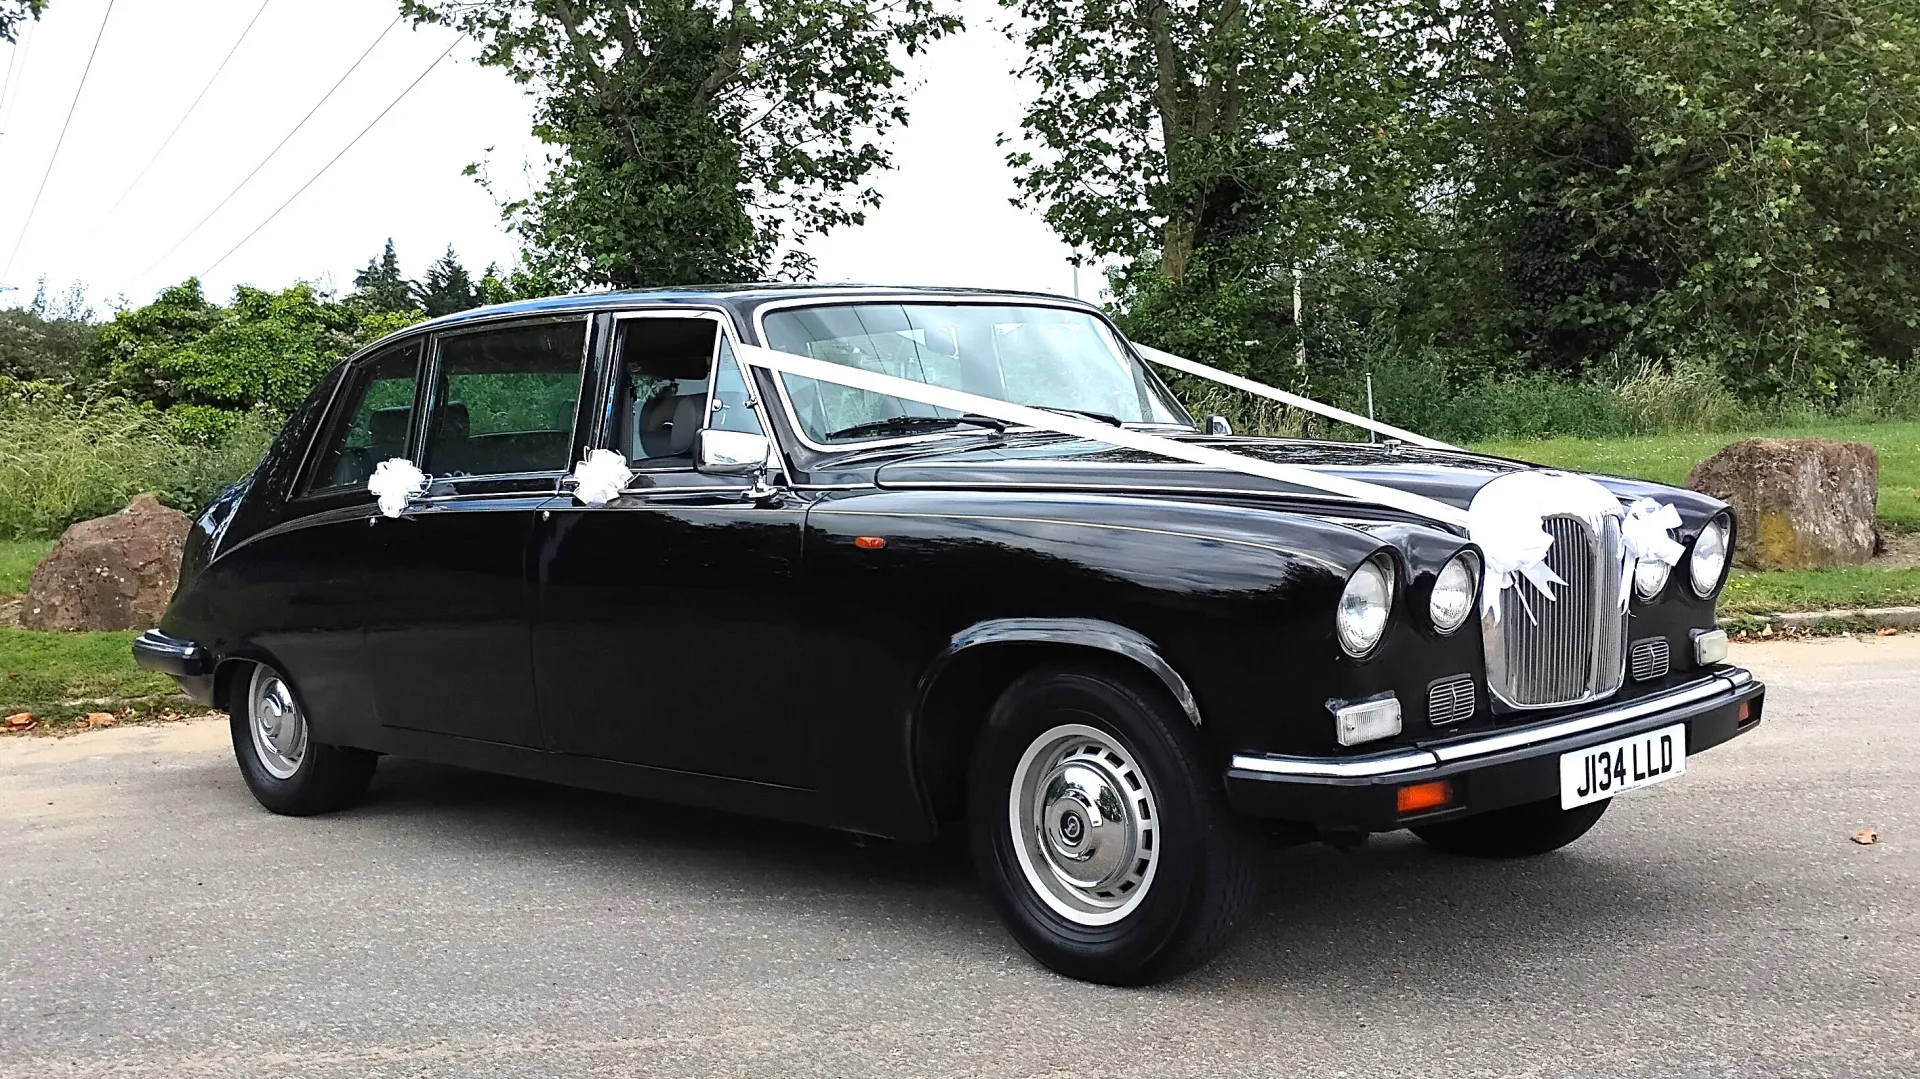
{"left": 135, "top": 285, "right": 1763, "bottom": 984}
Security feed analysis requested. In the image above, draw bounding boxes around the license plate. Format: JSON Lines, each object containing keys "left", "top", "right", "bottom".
{"left": 1558, "top": 724, "right": 1687, "bottom": 809}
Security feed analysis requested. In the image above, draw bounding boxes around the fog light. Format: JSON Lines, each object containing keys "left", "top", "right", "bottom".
{"left": 1397, "top": 780, "right": 1455, "bottom": 815}
{"left": 1332, "top": 695, "right": 1402, "bottom": 747}
{"left": 1693, "top": 628, "right": 1729, "bottom": 665}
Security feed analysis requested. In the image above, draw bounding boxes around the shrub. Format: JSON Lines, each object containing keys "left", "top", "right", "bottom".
{"left": 0, "top": 380, "right": 275, "bottom": 540}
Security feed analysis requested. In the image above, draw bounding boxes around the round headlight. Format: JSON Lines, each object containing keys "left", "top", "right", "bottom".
{"left": 1689, "top": 513, "right": 1732, "bottom": 596}
{"left": 1337, "top": 555, "right": 1395, "bottom": 657}
{"left": 1633, "top": 557, "right": 1671, "bottom": 600}
{"left": 1429, "top": 550, "right": 1479, "bottom": 634}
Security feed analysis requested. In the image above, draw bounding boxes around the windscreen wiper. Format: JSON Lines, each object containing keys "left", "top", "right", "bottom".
{"left": 824, "top": 414, "right": 1008, "bottom": 441}
{"left": 1032, "top": 406, "right": 1124, "bottom": 427}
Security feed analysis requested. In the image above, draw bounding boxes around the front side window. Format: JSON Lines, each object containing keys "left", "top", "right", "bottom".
{"left": 423, "top": 320, "right": 587, "bottom": 477}
{"left": 611, "top": 318, "right": 764, "bottom": 468}
{"left": 306, "top": 343, "right": 420, "bottom": 493}
{"left": 760, "top": 303, "right": 1190, "bottom": 445}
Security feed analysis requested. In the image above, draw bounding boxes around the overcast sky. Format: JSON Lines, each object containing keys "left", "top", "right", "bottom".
{"left": 0, "top": 0, "right": 1087, "bottom": 312}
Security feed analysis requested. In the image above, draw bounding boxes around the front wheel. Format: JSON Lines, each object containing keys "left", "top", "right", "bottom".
{"left": 1410, "top": 796, "right": 1610, "bottom": 858}
{"left": 968, "top": 664, "right": 1256, "bottom": 985}
{"left": 230, "top": 662, "right": 377, "bottom": 816}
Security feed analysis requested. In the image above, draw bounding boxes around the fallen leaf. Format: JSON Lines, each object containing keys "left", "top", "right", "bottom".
{"left": 1853, "top": 829, "right": 1879, "bottom": 845}
{"left": 4, "top": 712, "right": 32, "bottom": 730}
{"left": 81, "top": 712, "right": 116, "bottom": 729}
{"left": 1877, "top": 627, "right": 1899, "bottom": 637}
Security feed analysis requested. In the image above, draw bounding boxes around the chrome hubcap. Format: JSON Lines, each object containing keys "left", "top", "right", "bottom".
{"left": 1008, "top": 723, "right": 1159, "bottom": 926}
{"left": 248, "top": 667, "right": 308, "bottom": 780}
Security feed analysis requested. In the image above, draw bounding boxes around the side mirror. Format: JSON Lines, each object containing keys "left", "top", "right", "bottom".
{"left": 694, "top": 429, "right": 773, "bottom": 476}
{"left": 1204, "top": 413, "right": 1234, "bottom": 436}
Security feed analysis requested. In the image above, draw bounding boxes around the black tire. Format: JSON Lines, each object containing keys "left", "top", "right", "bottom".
{"left": 968, "top": 662, "right": 1257, "bottom": 985}
{"left": 228, "top": 662, "right": 377, "bottom": 816}
{"left": 1410, "top": 796, "right": 1611, "bottom": 858}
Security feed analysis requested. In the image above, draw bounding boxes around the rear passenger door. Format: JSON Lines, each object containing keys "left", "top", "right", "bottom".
{"left": 365, "top": 315, "right": 594, "bottom": 748}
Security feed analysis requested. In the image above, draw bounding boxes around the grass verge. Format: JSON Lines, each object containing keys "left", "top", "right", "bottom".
{"left": 1473, "top": 421, "right": 1920, "bottom": 533}
{"left": 1720, "top": 567, "right": 1920, "bottom": 616}
{"left": 0, "top": 538, "right": 53, "bottom": 594}
{"left": 0, "top": 627, "right": 193, "bottom": 728}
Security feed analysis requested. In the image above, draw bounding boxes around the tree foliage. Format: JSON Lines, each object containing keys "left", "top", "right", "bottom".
{"left": 417, "top": 245, "right": 484, "bottom": 317}
{"left": 1007, "top": 0, "right": 1920, "bottom": 411}
{"left": 401, "top": 0, "right": 961, "bottom": 288}
{"left": 97, "top": 280, "right": 420, "bottom": 414}
{"left": 0, "top": 280, "right": 100, "bottom": 384}
{"left": 1, "top": 0, "right": 47, "bottom": 43}
{"left": 353, "top": 239, "right": 418, "bottom": 315}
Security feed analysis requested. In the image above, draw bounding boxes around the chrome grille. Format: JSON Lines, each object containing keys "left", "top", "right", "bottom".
{"left": 1426, "top": 674, "right": 1476, "bottom": 727}
{"left": 1481, "top": 514, "right": 1627, "bottom": 709}
{"left": 1629, "top": 637, "right": 1671, "bottom": 682}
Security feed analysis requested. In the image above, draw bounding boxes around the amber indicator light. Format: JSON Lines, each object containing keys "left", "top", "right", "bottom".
{"left": 854, "top": 536, "right": 887, "bottom": 550}
{"left": 1738, "top": 699, "right": 1752, "bottom": 722}
{"left": 1396, "top": 780, "right": 1454, "bottom": 815}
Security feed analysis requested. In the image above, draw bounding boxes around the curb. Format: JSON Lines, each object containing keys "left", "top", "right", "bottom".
{"left": 1722, "top": 606, "right": 1920, "bottom": 635}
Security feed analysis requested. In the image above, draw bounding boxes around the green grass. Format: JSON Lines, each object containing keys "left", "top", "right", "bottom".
{"left": 1473, "top": 421, "right": 1920, "bottom": 533}
{"left": 1721, "top": 566, "right": 1920, "bottom": 615}
{"left": 0, "top": 626, "right": 188, "bottom": 722}
{"left": 0, "top": 538, "right": 53, "bottom": 594}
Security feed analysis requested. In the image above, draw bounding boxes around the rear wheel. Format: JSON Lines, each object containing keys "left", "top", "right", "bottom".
{"left": 968, "top": 663, "right": 1256, "bottom": 985}
{"left": 1411, "top": 796, "right": 1610, "bottom": 858}
{"left": 229, "top": 663, "right": 377, "bottom": 816}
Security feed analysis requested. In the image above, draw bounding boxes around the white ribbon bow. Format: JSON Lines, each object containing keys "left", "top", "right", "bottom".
{"left": 570, "top": 448, "right": 635, "bottom": 507}
{"left": 1618, "top": 497, "right": 1686, "bottom": 602}
{"left": 367, "top": 458, "right": 429, "bottom": 518}
{"left": 1468, "top": 471, "right": 1630, "bottom": 624}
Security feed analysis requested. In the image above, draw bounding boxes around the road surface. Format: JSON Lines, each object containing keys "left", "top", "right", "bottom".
{"left": 3, "top": 637, "right": 1916, "bottom": 1077}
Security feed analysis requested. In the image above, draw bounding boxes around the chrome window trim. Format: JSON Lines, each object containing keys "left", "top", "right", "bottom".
{"left": 606, "top": 306, "right": 789, "bottom": 482}
{"left": 416, "top": 313, "right": 596, "bottom": 482}
{"left": 1229, "top": 671, "right": 1746, "bottom": 779}
{"left": 747, "top": 292, "right": 1193, "bottom": 455}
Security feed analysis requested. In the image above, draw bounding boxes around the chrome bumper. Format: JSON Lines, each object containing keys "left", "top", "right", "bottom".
{"left": 1232, "top": 668, "right": 1757, "bottom": 781}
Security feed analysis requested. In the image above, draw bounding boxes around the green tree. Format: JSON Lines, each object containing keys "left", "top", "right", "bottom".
{"left": 1, "top": 0, "right": 47, "bottom": 43}
{"left": 352, "top": 238, "right": 420, "bottom": 315}
{"left": 97, "top": 279, "right": 420, "bottom": 414}
{"left": 402, "top": 0, "right": 962, "bottom": 288}
{"left": 415, "top": 245, "right": 483, "bottom": 317}
{"left": 0, "top": 279, "right": 100, "bottom": 384}
{"left": 1000, "top": 0, "right": 1438, "bottom": 388}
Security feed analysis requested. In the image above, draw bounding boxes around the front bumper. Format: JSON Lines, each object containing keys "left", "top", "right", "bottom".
{"left": 1226, "top": 668, "right": 1764, "bottom": 831}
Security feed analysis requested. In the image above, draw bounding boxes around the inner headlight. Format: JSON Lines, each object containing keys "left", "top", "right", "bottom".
{"left": 1429, "top": 550, "right": 1479, "bottom": 634}
{"left": 1689, "top": 513, "right": 1732, "bottom": 597}
{"left": 1633, "top": 558, "right": 1671, "bottom": 600}
{"left": 1337, "top": 554, "right": 1395, "bottom": 657}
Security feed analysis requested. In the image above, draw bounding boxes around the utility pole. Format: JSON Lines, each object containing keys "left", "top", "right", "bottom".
{"left": 1293, "top": 266, "right": 1306, "bottom": 371}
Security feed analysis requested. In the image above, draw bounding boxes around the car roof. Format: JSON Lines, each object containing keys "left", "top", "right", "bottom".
{"left": 405, "top": 283, "right": 1102, "bottom": 337}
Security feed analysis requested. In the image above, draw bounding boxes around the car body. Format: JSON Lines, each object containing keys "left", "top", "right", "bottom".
{"left": 135, "top": 285, "right": 1764, "bottom": 984}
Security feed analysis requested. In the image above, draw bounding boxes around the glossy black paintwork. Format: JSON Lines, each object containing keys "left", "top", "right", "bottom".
{"left": 150, "top": 286, "right": 1736, "bottom": 842}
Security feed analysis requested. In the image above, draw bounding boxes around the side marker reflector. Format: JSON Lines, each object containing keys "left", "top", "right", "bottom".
{"left": 854, "top": 536, "right": 887, "bottom": 550}
{"left": 1397, "top": 780, "right": 1454, "bottom": 815}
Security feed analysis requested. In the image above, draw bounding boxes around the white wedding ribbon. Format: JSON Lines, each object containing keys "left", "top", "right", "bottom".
{"left": 570, "top": 448, "right": 635, "bottom": 507}
{"left": 738, "top": 342, "right": 1685, "bottom": 625}
{"left": 367, "top": 457, "right": 428, "bottom": 518}
{"left": 1130, "top": 342, "right": 1459, "bottom": 450}
{"left": 736, "top": 343, "right": 1471, "bottom": 529}
{"left": 1619, "top": 496, "right": 1686, "bottom": 601}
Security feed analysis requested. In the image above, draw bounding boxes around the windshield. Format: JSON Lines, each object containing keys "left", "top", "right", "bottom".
{"left": 760, "top": 303, "right": 1192, "bottom": 445}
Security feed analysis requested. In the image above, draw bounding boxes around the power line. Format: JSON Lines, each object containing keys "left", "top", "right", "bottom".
{"left": 201, "top": 36, "right": 461, "bottom": 279}
{"left": 0, "top": 19, "right": 34, "bottom": 137}
{"left": 3, "top": 0, "right": 117, "bottom": 282}
{"left": 131, "top": 13, "right": 403, "bottom": 286}
{"left": 102, "top": 0, "right": 276, "bottom": 219}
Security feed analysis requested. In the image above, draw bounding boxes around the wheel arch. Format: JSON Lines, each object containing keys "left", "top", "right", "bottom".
{"left": 910, "top": 618, "right": 1202, "bottom": 827}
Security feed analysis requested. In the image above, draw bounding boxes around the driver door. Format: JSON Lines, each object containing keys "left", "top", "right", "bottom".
{"left": 531, "top": 312, "right": 815, "bottom": 787}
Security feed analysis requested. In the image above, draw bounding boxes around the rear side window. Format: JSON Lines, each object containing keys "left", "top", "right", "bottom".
{"left": 423, "top": 319, "right": 587, "bottom": 477}
{"left": 306, "top": 343, "right": 420, "bottom": 494}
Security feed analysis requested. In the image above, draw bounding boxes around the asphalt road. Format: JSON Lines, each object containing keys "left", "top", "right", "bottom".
{"left": 3, "top": 637, "right": 1916, "bottom": 1078}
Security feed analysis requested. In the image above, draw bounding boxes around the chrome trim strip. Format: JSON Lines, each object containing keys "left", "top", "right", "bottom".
{"left": 811, "top": 506, "right": 1347, "bottom": 569}
{"left": 1229, "top": 671, "right": 1751, "bottom": 779}
{"left": 878, "top": 478, "right": 1363, "bottom": 508}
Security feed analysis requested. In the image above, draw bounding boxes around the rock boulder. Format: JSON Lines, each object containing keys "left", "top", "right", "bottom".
{"left": 21, "top": 495, "right": 192, "bottom": 631}
{"left": 1684, "top": 438, "right": 1878, "bottom": 570}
